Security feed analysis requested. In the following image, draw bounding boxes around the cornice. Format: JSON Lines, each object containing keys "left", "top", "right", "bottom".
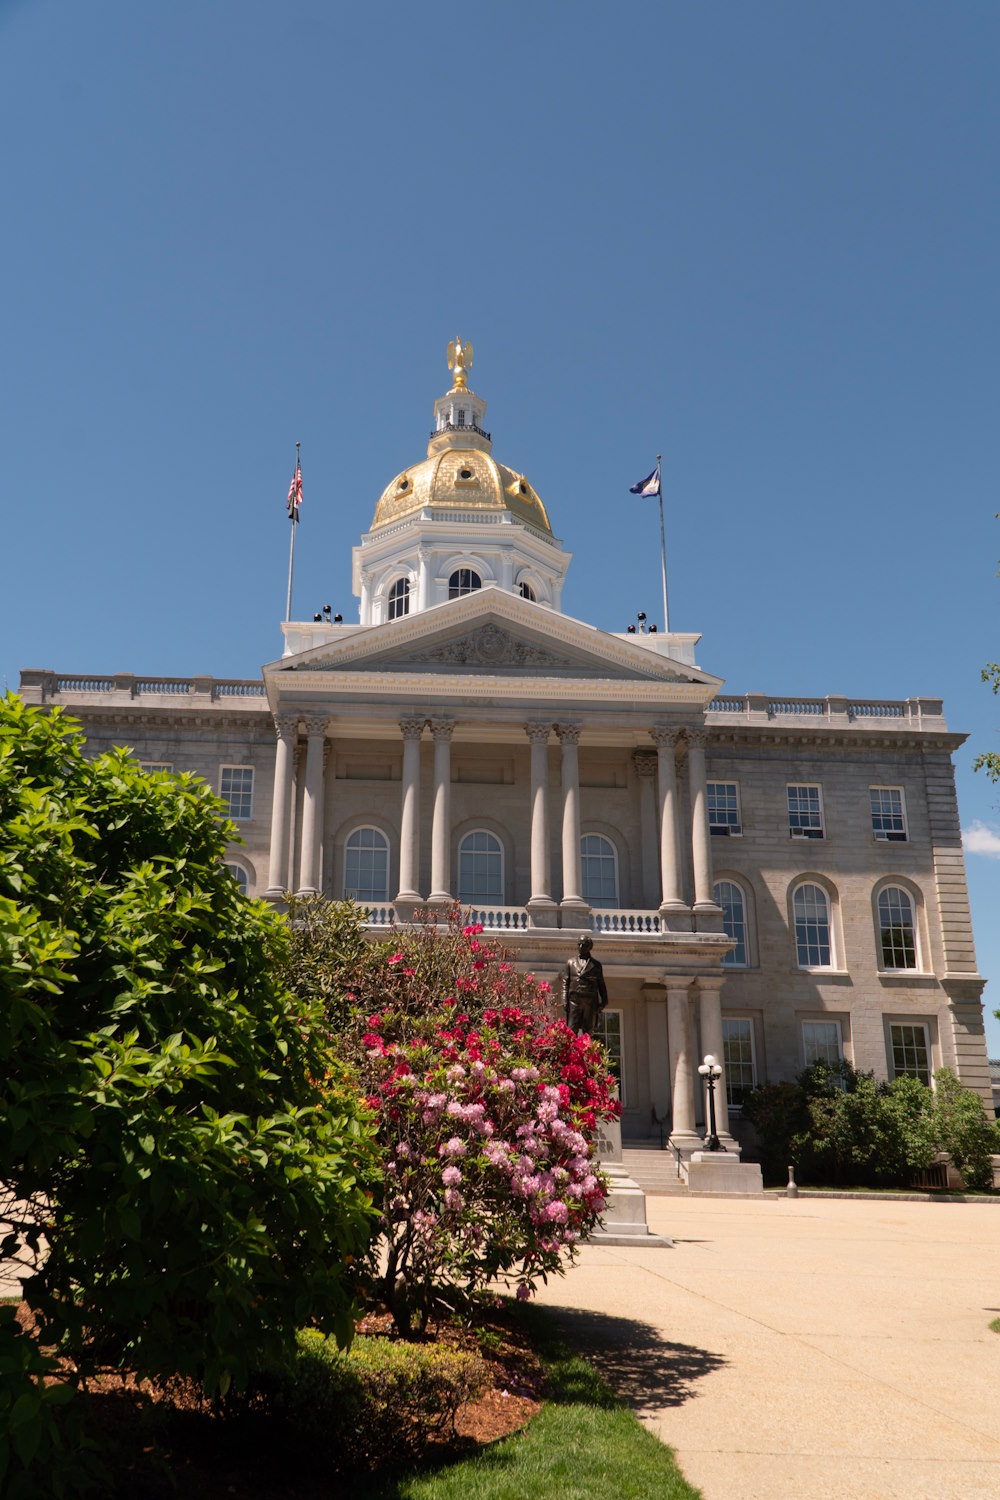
{"left": 704, "top": 726, "right": 967, "bottom": 754}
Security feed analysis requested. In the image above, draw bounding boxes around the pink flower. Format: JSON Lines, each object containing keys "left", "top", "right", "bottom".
{"left": 516, "top": 1284, "right": 531, "bottom": 1301}
{"left": 442, "top": 1165, "right": 463, "bottom": 1186}
{"left": 388, "top": 952, "right": 404, "bottom": 965}
{"left": 441, "top": 1137, "right": 467, "bottom": 1157}
{"left": 544, "top": 1201, "right": 569, "bottom": 1224}
{"left": 444, "top": 1187, "right": 465, "bottom": 1211}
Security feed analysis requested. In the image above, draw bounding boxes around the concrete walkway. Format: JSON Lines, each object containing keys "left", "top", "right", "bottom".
{"left": 533, "top": 1194, "right": 1000, "bottom": 1499}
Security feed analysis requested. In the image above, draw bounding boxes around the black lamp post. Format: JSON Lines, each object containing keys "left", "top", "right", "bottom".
{"left": 698, "top": 1054, "right": 724, "bottom": 1152}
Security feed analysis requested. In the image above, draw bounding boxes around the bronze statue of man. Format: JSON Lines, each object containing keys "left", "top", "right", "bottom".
{"left": 561, "top": 934, "right": 609, "bottom": 1036}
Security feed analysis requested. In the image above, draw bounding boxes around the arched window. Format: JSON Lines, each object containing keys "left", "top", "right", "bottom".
{"left": 225, "top": 861, "right": 250, "bottom": 896}
{"left": 714, "top": 880, "right": 748, "bottom": 967}
{"left": 519, "top": 581, "right": 536, "bottom": 602}
{"left": 458, "top": 830, "right": 503, "bottom": 904}
{"left": 793, "top": 883, "right": 832, "bottom": 968}
{"left": 877, "top": 886, "right": 917, "bottom": 969}
{"left": 344, "top": 826, "right": 389, "bottom": 905}
{"left": 581, "top": 834, "right": 618, "bottom": 907}
{"left": 388, "top": 577, "right": 410, "bottom": 620}
{"left": 449, "top": 568, "right": 482, "bottom": 599}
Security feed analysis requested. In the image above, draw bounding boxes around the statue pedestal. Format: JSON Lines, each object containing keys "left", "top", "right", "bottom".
{"left": 586, "top": 1115, "right": 672, "bottom": 1247}
{"left": 686, "top": 1150, "right": 764, "bottom": 1196}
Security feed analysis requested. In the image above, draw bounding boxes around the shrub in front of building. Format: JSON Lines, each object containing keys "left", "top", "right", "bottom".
{"left": 0, "top": 697, "right": 381, "bottom": 1494}
{"left": 285, "top": 906, "right": 620, "bottom": 1332}
{"left": 742, "top": 1061, "right": 998, "bottom": 1189}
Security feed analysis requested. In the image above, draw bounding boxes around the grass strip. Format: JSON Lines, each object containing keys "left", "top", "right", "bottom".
{"left": 370, "top": 1303, "right": 701, "bottom": 1500}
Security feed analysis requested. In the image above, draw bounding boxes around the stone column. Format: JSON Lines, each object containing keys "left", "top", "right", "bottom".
{"left": 652, "top": 727, "right": 690, "bottom": 931}
{"left": 557, "top": 725, "right": 588, "bottom": 917}
{"left": 265, "top": 713, "right": 298, "bottom": 899}
{"left": 428, "top": 718, "right": 454, "bottom": 905}
{"left": 297, "top": 716, "right": 328, "bottom": 895}
{"left": 645, "top": 986, "right": 671, "bottom": 1125}
{"left": 634, "top": 750, "right": 660, "bottom": 911}
{"left": 667, "top": 980, "right": 699, "bottom": 1149}
{"left": 687, "top": 729, "right": 723, "bottom": 931}
{"left": 360, "top": 569, "right": 373, "bottom": 624}
{"left": 396, "top": 718, "right": 424, "bottom": 909}
{"left": 697, "top": 978, "right": 736, "bottom": 1149}
{"left": 526, "top": 723, "right": 557, "bottom": 925}
{"left": 417, "top": 549, "right": 431, "bottom": 612}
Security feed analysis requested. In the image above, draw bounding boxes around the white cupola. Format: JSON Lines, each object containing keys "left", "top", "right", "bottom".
{"left": 350, "top": 339, "right": 571, "bottom": 625}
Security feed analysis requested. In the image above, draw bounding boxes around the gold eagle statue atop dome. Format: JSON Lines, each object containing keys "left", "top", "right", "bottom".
{"left": 446, "top": 337, "right": 473, "bottom": 389}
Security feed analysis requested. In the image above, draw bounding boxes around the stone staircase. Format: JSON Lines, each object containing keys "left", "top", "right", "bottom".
{"left": 621, "top": 1142, "right": 689, "bottom": 1195}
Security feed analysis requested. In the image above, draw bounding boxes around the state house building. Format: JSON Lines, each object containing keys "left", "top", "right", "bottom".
{"left": 19, "top": 343, "right": 993, "bottom": 1149}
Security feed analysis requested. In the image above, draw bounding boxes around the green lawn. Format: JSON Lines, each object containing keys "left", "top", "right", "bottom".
{"left": 369, "top": 1306, "right": 701, "bottom": 1500}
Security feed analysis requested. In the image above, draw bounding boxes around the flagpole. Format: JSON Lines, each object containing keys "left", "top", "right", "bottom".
{"left": 285, "top": 441, "right": 300, "bottom": 623}
{"left": 657, "top": 452, "right": 670, "bottom": 635}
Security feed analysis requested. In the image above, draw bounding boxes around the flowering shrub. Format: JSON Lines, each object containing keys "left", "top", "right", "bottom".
{"left": 286, "top": 906, "right": 620, "bottom": 1331}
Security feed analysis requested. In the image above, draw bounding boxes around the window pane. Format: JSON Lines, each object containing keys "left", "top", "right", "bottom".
{"left": 714, "top": 880, "right": 747, "bottom": 966}
{"left": 870, "top": 787, "right": 906, "bottom": 840}
{"left": 225, "top": 862, "right": 249, "bottom": 895}
{"left": 581, "top": 834, "right": 618, "bottom": 907}
{"left": 722, "top": 1018, "right": 756, "bottom": 1108}
{"left": 878, "top": 887, "right": 916, "bottom": 969}
{"left": 596, "top": 1009, "right": 625, "bottom": 1104}
{"left": 449, "top": 569, "right": 482, "bottom": 599}
{"left": 388, "top": 578, "right": 410, "bottom": 620}
{"left": 787, "top": 784, "right": 823, "bottom": 836}
{"left": 458, "top": 831, "right": 502, "bottom": 903}
{"left": 707, "top": 782, "right": 741, "bottom": 834}
{"left": 345, "top": 827, "right": 389, "bottom": 904}
{"left": 220, "top": 766, "right": 254, "bottom": 821}
{"left": 803, "top": 1021, "right": 842, "bottom": 1069}
{"left": 889, "top": 1024, "right": 930, "bottom": 1086}
{"left": 793, "top": 884, "right": 831, "bottom": 967}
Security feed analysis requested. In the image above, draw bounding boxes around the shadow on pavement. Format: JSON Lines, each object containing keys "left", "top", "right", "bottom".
{"left": 542, "top": 1305, "right": 726, "bottom": 1417}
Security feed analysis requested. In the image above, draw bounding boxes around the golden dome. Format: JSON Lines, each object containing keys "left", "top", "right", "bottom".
{"left": 372, "top": 449, "right": 552, "bottom": 535}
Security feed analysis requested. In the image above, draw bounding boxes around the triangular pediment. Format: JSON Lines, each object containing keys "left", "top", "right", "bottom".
{"left": 265, "top": 589, "right": 720, "bottom": 689}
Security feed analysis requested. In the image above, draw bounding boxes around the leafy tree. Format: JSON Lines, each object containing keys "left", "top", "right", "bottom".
{"left": 0, "top": 696, "right": 379, "bottom": 1490}
{"left": 284, "top": 904, "right": 619, "bottom": 1331}
{"left": 931, "top": 1068, "right": 1000, "bottom": 1190}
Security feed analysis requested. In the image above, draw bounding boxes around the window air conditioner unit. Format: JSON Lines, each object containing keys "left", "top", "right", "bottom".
{"left": 874, "top": 831, "right": 889, "bottom": 841}
{"left": 791, "top": 828, "right": 812, "bottom": 838}
{"left": 713, "top": 826, "right": 730, "bottom": 836}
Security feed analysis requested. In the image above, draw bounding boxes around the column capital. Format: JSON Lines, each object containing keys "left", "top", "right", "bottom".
{"left": 303, "top": 714, "right": 329, "bottom": 738}
{"left": 399, "top": 716, "right": 426, "bottom": 741}
{"left": 555, "top": 723, "right": 581, "bottom": 746}
{"left": 686, "top": 727, "right": 709, "bottom": 752}
{"left": 633, "top": 749, "right": 657, "bottom": 777}
{"left": 695, "top": 974, "right": 725, "bottom": 1000}
{"left": 430, "top": 717, "right": 455, "bottom": 742}
{"left": 525, "top": 722, "right": 552, "bottom": 746}
{"left": 274, "top": 712, "right": 298, "bottom": 739}
{"left": 650, "top": 726, "right": 679, "bottom": 750}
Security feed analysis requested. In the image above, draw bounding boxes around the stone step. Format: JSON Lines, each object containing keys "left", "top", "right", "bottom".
{"left": 621, "top": 1147, "right": 688, "bottom": 1195}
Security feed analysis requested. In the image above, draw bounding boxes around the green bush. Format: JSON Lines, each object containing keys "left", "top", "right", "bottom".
{"left": 265, "top": 1330, "right": 487, "bottom": 1469}
{"left": 744, "top": 1061, "right": 997, "bottom": 1190}
{"left": 931, "top": 1068, "right": 1000, "bottom": 1190}
{"left": 0, "top": 696, "right": 381, "bottom": 1493}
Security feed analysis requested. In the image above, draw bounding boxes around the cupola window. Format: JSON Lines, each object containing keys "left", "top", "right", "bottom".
{"left": 449, "top": 569, "right": 482, "bottom": 599}
{"left": 519, "top": 581, "right": 536, "bottom": 602}
{"left": 457, "top": 408, "right": 466, "bottom": 427}
{"left": 388, "top": 577, "right": 410, "bottom": 620}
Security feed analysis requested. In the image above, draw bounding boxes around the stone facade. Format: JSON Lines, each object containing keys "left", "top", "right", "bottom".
{"left": 18, "top": 350, "right": 992, "bottom": 1143}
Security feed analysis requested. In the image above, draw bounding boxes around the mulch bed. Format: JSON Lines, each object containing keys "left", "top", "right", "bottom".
{"left": 22, "top": 1301, "right": 543, "bottom": 1498}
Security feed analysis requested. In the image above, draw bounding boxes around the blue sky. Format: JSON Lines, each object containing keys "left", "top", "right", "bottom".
{"left": 3, "top": 1, "right": 998, "bottom": 1049}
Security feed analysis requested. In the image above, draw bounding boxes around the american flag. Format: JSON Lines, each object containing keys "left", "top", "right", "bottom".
{"left": 286, "top": 460, "right": 303, "bottom": 521}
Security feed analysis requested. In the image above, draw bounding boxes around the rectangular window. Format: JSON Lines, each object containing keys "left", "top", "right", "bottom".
{"left": 787, "top": 783, "right": 824, "bottom": 838}
{"left": 802, "top": 1020, "right": 843, "bottom": 1070}
{"left": 220, "top": 765, "right": 254, "bottom": 821}
{"left": 139, "top": 762, "right": 173, "bottom": 774}
{"left": 870, "top": 787, "right": 907, "bottom": 842}
{"left": 596, "top": 1009, "right": 626, "bottom": 1106}
{"left": 707, "top": 781, "right": 742, "bottom": 835}
{"left": 722, "top": 1017, "right": 756, "bottom": 1110}
{"left": 889, "top": 1023, "right": 931, "bottom": 1087}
